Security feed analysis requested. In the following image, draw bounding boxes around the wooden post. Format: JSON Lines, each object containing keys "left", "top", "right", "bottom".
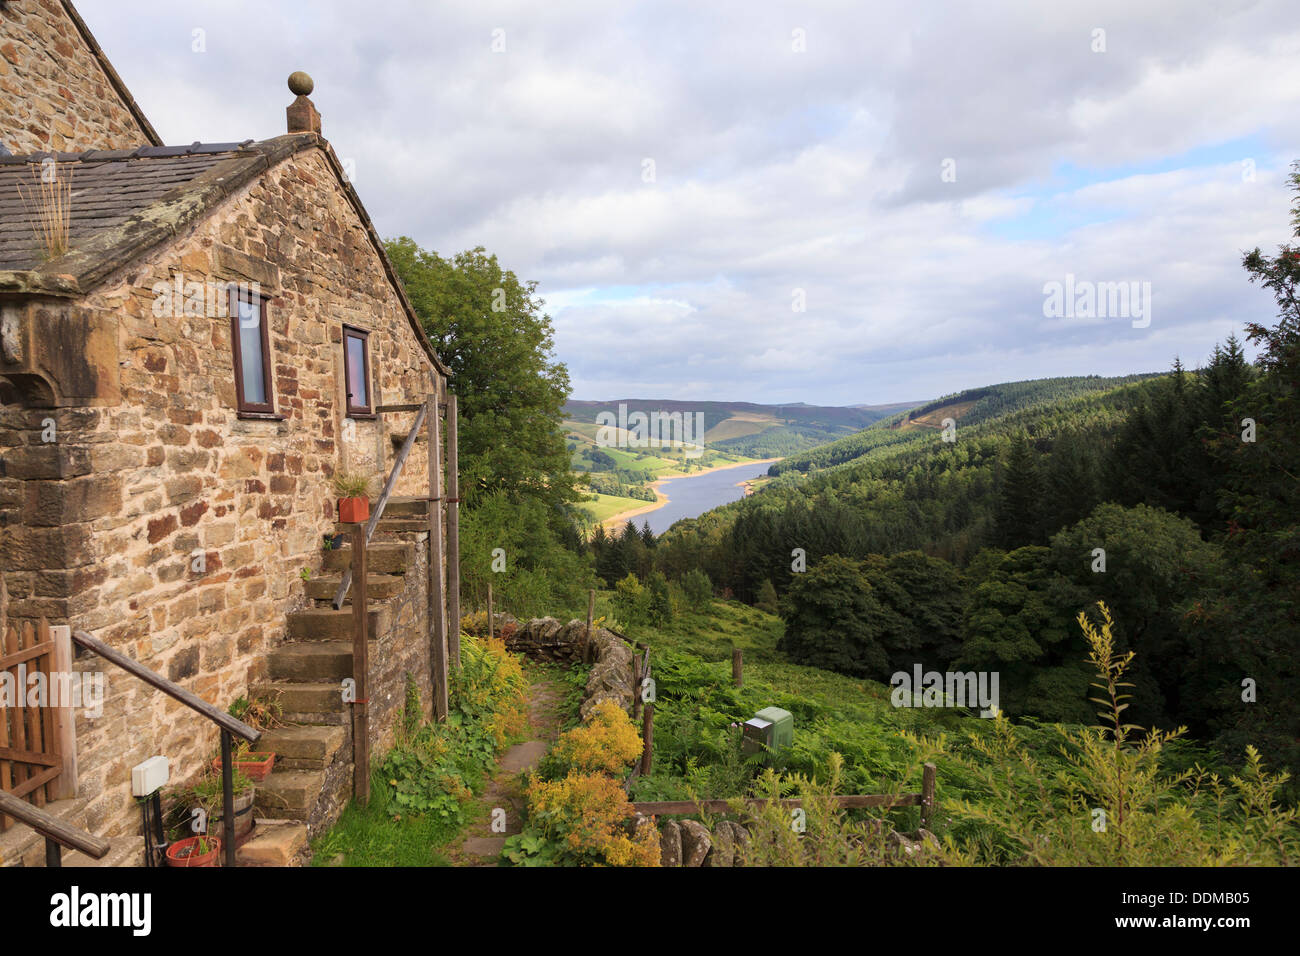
{"left": 48, "top": 624, "right": 78, "bottom": 800}
{"left": 732, "top": 648, "right": 743, "bottom": 688}
{"left": 487, "top": 582, "right": 494, "bottom": 641}
{"left": 427, "top": 394, "right": 448, "bottom": 721}
{"left": 446, "top": 394, "right": 461, "bottom": 668}
{"left": 584, "top": 588, "right": 595, "bottom": 664}
{"left": 640, "top": 702, "right": 654, "bottom": 776}
{"left": 632, "top": 653, "right": 642, "bottom": 721}
{"left": 351, "top": 524, "right": 371, "bottom": 805}
{"left": 920, "top": 762, "right": 937, "bottom": 829}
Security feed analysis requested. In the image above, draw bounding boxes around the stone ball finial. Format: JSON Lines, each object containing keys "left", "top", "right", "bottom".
{"left": 288, "top": 71, "right": 314, "bottom": 97}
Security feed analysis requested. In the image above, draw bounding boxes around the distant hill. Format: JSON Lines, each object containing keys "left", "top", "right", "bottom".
{"left": 772, "top": 374, "right": 1163, "bottom": 475}
{"left": 563, "top": 398, "right": 919, "bottom": 459}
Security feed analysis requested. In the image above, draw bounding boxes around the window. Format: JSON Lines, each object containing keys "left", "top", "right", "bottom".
{"left": 343, "top": 325, "right": 373, "bottom": 418}
{"left": 229, "top": 287, "right": 275, "bottom": 416}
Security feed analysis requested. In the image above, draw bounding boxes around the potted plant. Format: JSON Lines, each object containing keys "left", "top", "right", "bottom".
{"left": 332, "top": 470, "right": 373, "bottom": 524}
{"left": 191, "top": 767, "right": 257, "bottom": 844}
{"left": 166, "top": 834, "right": 222, "bottom": 868}
{"left": 210, "top": 695, "right": 284, "bottom": 781}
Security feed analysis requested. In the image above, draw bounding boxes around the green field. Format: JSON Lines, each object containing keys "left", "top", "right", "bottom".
{"left": 576, "top": 491, "right": 651, "bottom": 523}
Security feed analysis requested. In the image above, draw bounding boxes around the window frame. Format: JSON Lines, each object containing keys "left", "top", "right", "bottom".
{"left": 342, "top": 324, "right": 375, "bottom": 419}
{"left": 229, "top": 286, "right": 277, "bottom": 418}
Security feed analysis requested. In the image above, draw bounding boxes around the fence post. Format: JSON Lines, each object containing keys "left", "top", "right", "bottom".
{"left": 427, "top": 393, "right": 448, "bottom": 721}
{"left": 487, "top": 582, "right": 494, "bottom": 640}
{"left": 48, "top": 625, "right": 78, "bottom": 800}
{"left": 640, "top": 702, "right": 654, "bottom": 776}
{"left": 351, "top": 524, "right": 371, "bottom": 806}
{"left": 921, "top": 762, "right": 937, "bottom": 829}
{"left": 446, "top": 394, "right": 461, "bottom": 668}
{"left": 584, "top": 588, "right": 595, "bottom": 664}
{"left": 632, "top": 653, "right": 642, "bottom": 721}
{"left": 732, "top": 648, "right": 743, "bottom": 688}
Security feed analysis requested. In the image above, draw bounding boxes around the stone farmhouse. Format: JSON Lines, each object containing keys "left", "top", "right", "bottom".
{"left": 0, "top": 0, "right": 458, "bottom": 865}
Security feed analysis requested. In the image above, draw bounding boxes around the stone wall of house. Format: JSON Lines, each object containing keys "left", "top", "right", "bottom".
{"left": 0, "top": 144, "right": 445, "bottom": 852}
{"left": 367, "top": 529, "right": 434, "bottom": 754}
{"left": 0, "top": 0, "right": 157, "bottom": 154}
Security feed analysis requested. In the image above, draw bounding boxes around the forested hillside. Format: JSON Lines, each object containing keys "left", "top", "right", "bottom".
{"left": 771, "top": 374, "right": 1161, "bottom": 476}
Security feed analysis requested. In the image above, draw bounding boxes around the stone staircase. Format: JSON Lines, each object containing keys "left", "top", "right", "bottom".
{"left": 241, "top": 496, "right": 429, "bottom": 865}
{"left": 0, "top": 794, "right": 144, "bottom": 868}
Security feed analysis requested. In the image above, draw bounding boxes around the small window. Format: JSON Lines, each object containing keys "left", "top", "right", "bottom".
{"left": 343, "top": 325, "right": 373, "bottom": 418}
{"left": 230, "top": 287, "right": 275, "bottom": 416}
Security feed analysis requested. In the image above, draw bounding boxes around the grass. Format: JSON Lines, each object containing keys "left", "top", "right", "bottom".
{"left": 576, "top": 491, "right": 652, "bottom": 523}
{"left": 309, "top": 764, "right": 460, "bottom": 867}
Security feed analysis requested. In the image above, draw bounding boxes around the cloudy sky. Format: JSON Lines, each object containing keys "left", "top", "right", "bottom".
{"left": 81, "top": 0, "right": 1300, "bottom": 406}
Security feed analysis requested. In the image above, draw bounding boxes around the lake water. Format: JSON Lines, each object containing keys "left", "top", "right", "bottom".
{"left": 641, "top": 460, "right": 776, "bottom": 534}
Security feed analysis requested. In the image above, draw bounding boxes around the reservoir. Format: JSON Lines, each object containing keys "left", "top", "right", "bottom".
{"left": 642, "top": 460, "right": 776, "bottom": 535}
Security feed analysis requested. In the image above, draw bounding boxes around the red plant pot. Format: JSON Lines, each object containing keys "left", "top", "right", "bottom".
{"left": 166, "top": 836, "right": 222, "bottom": 868}
{"left": 338, "top": 497, "right": 370, "bottom": 524}
{"left": 211, "top": 751, "right": 277, "bottom": 781}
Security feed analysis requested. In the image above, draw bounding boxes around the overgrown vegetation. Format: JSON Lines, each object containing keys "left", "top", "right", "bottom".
{"left": 503, "top": 701, "right": 657, "bottom": 867}
{"left": 311, "top": 636, "right": 527, "bottom": 866}
{"left": 615, "top": 597, "right": 1297, "bottom": 866}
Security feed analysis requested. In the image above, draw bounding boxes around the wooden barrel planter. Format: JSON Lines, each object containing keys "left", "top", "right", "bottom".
{"left": 210, "top": 787, "right": 256, "bottom": 843}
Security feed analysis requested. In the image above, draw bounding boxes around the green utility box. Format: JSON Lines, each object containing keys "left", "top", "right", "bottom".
{"left": 742, "top": 706, "right": 793, "bottom": 758}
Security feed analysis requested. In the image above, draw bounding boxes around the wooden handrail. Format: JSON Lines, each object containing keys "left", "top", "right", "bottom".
{"left": 71, "top": 631, "right": 260, "bottom": 744}
{"left": 333, "top": 403, "right": 428, "bottom": 609}
{"left": 0, "top": 790, "right": 109, "bottom": 859}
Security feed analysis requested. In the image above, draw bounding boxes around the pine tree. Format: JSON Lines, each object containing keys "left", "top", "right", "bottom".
{"left": 995, "top": 432, "right": 1043, "bottom": 548}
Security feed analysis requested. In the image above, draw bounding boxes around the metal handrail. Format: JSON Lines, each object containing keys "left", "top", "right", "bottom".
{"left": 71, "top": 629, "right": 260, "bottom": 867}
{"left": 332, "top": 402, "right": 428, "bottom": 609}
{"left": 0, "top": 790, "right": 109, "bottom": 865}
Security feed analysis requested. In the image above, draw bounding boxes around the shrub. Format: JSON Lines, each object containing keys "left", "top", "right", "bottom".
{"left": 614, "top": 573, "right": 648, "bottom": 625}
{"left": 543, "top": 700, "right": 642, "bottom": 777}
{"left": 680, "top": 568, "right": 713, "bottom": 609}
{"left": 646, "top": 570, "right": 675, "bottom": 626}
{"left": 914, "top": 602, "right": 1300, "bottom": 866}
{"left": 505, "top": 773, "right": 659, "bottom": 867}
{"left": 735, "top": 753, "right": 904, "bottom": 866}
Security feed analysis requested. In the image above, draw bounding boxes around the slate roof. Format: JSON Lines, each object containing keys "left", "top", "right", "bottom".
{"left": 0, "top": 135, "right": 449, "bottom": 375}
{"left": 0, "top": 142, "right": 248, "bottom": 272}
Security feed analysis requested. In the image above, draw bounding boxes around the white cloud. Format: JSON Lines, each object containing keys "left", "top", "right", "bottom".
{"left": 77, "top": 0, "right": 1300, "bottom": 404}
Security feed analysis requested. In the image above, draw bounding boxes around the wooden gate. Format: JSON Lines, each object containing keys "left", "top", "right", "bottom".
{"left": 0, "top": 618, "right": 74, "bottom": 830}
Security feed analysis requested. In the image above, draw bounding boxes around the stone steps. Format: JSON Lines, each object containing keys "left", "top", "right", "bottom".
{"left": 381, "top": 496, "right": 430, "bottom": 517}
{"left": 259, "top": 725, "right": 346, "bottom": 771}
{"left": 322, "top": 541, "right": 413, "bottom": 574}
{"left": 305, "top": 574, "right": 405, "bottom": 603}
{"left": 255, "top": 770, "right": 326, "bottom": 821}
{"left": 237, "top": 822, "right": 309, "bottom": 867}
{"left": 267, "top": 641, "right": 370, "bottom": 682}
{"left": 247, "top": 507, "right": 427, "bottom": 861}
{"left": 286, "top": 605, "right": 389, "bottom": 641}
{"left": 251, "top": 681, "right": 348, "bottom": 725}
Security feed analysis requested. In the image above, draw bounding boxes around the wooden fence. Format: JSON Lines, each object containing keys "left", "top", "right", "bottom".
{"left": 0, "top": 618, "right": 76, "bottom": 829}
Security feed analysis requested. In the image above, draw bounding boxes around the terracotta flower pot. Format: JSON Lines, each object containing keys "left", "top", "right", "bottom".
{"left": 211, "top": 752, "right": 276, "bottom": 781}
{"left": 166, "top": 836, "right": 222, "bottom": 868}
{"left": 338, "top": 497, "right": 369, "bottom": 523}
